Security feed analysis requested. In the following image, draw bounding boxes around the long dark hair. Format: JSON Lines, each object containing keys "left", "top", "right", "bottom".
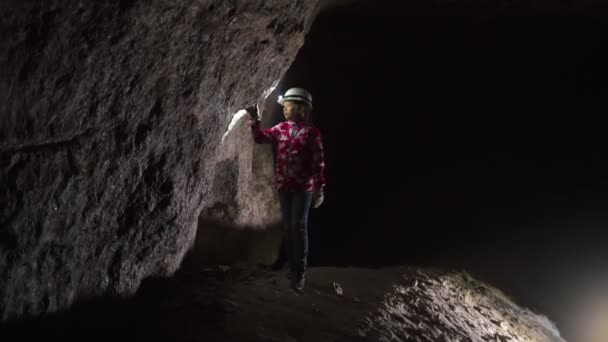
{"left": 295, "top": 102, "right": 313, "bottom": 125}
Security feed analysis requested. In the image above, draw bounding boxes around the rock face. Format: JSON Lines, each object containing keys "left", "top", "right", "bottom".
{"left": 0, "top": 0, "right": 320, "bottom": 320}
{"left": 358, "top": 270, "right": 565, "bottom": 342}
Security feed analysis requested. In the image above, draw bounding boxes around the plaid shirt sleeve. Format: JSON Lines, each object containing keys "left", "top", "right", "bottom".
{"left": 251, "top": 120, "right": 278, "bottom": 144}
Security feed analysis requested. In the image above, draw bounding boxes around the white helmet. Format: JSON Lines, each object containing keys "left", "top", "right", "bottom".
{"left": 278, "top": 87, "right": 313, "bottom": 108}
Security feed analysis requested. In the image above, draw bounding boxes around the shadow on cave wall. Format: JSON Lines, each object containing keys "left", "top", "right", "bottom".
{"left": 0, "top": 218, "right": 285, "bottom": 341}
{"left": 183, "top": 218, "right": 284, "bottom": 269}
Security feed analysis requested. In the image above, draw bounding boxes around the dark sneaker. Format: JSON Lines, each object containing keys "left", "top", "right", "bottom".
{"left": 292, "top": 275, "right": 305, "bottom": 292}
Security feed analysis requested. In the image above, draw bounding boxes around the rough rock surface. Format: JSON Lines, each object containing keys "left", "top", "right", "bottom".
{"left": 357, "top": 269, "right": 565, "bottom": 342}
{"left": 194, "top": 91, "right": 287, "bottom": 266}
{"left": 0, "top": 265, "right": 566, "bottom": 342}
{"left": 0, "top": 0, "right": 319, "bottom": 320}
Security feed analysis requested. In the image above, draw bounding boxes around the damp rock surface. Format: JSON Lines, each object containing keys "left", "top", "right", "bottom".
{"left": 0, "top": 0, "right": 319, "bottom": 320}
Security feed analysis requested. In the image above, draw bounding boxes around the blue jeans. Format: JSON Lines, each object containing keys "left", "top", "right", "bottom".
{"left": 278, "top": 191, "right": 313, "bottom": 278}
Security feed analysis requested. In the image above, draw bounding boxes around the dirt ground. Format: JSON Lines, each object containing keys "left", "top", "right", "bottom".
{"left": 0, "top": 263, "right": 399, "bottom": 342}
{"left": 0, "top": 263, "right": 565, "bottom": 342}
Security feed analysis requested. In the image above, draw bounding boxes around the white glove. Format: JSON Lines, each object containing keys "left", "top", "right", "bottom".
{"left": 313, "top": 190, "right": 324, "bottom": 209}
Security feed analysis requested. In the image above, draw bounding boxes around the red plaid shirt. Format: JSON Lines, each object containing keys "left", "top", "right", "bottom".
{"left": 251, "top": 120, "right": 326, "bottom": 192}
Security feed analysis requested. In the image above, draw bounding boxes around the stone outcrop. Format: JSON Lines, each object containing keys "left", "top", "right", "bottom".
{"left": 0, "top": 0, "right": 319, "bottom": 320}
{"left": 358, "top": 269, "right": 565, "bottom": 342}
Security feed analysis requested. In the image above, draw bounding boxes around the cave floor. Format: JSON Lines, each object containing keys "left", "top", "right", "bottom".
{"left": 1, "top": 264, "right": 404, "bottom": 342}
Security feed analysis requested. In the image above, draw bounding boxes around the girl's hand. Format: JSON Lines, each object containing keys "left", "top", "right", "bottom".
{"left": 245, "top": 106, "right": 258, "bottom": 127}
{"left": 245, "top": 106, "right": 258, "bottom": 119}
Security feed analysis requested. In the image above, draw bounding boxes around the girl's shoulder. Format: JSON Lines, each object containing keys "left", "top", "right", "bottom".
{"left": 305, "top": 124, "right": 320, "bottom": 134}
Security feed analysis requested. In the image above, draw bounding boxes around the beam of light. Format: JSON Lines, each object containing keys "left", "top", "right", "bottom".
{"left": 576, "top": 290, "right": 608, "bottom": 342}
{"left": 262, "top": 80, "right": 279, "bottom": 107}
{"left": 564, "top": 269, "right": 608, "bottom": 342}
{"left": 221, "top": 81, "right": 278, "bottom": 144}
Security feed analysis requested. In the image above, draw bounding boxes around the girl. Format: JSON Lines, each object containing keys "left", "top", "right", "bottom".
{"left": 247, "top": 87, "right": 326, "bottom": 291}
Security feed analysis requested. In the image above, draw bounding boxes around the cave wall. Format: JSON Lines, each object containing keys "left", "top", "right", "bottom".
{"left": 0, "top": 0, "right": 319, "bottom": 320}
{"left": 195, "top": 90, "right": 285, "bottom": 266}
{"left": 202, "top": 89, "right": 282, "bottom": 228}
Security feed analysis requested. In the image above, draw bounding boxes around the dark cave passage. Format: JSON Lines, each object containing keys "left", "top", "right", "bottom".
{"left": 275, "top": 2, "right": 608, "bottom": 341}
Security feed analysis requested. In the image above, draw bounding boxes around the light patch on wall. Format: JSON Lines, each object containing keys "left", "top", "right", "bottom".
{"left": 262, "top": 80, "right": 279, "bottom": 104}
{"left": 221, "top": 109, "right": 248, "bottom": 144}
{"left": 221, "top": 82, "right": 279, "bottom": 144}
